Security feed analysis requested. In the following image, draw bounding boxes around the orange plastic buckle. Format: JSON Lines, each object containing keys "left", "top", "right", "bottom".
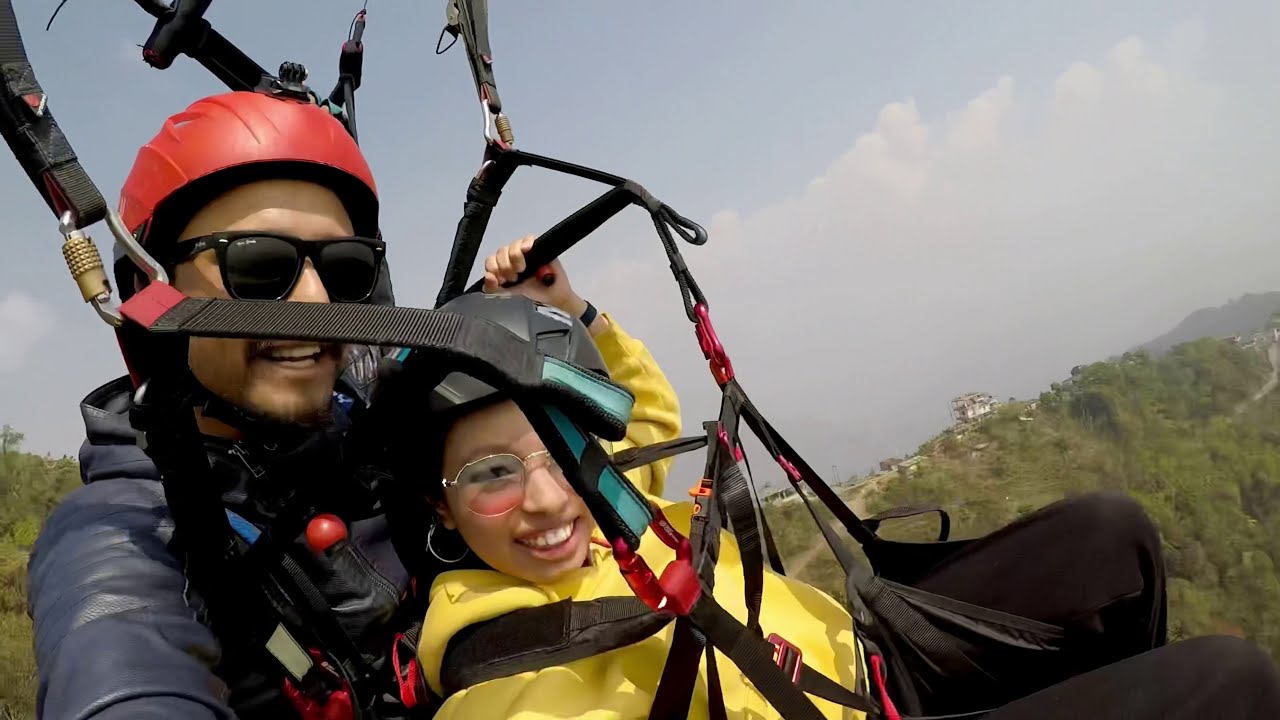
{"left": 688, "top": 478, "right": 713, "bottom": 514}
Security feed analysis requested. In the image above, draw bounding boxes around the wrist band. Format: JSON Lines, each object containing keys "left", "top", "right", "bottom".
{"left": 579, "top": 301, "right": 598, "bottom": 328}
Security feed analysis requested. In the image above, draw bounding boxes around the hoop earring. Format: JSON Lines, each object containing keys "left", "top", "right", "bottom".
{"left": 427, "top": 522, "right": 470, "bottom": 564}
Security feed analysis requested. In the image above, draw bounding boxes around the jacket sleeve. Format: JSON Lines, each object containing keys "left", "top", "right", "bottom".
{"left": 27, "top": 477, "right": 235, "bottom": 720}
{"left": 592, "top": 312, "right": 682, "bottom": 497}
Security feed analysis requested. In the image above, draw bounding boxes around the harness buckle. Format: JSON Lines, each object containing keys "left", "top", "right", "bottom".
{"left": 694, "top": 304, "right": 735, "bottom": 385}
{"left": 281, "top": 647, "right": 355, "bottom": 720}
{"left": 688, "top": 478, "right": 713, "bottom": 499}
{"left": 613, "top": 505, "right": 702, "bottom": 616}
{"left": 768, "top": 633, "right": 803, "bottom": 685}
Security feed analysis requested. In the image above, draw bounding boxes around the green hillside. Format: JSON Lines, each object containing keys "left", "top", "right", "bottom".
{"left": 1134, "top": 292, "right": 1280, "bottom": 356}
{"left": 771, "top": 338, "right": 1280, "bottom": 657}
{"left": 0, "top": 428, "right": 81, "bottom": 720}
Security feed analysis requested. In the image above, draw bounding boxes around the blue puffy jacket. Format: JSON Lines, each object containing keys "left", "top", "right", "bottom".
{"left": 27, "top": 376, "right": 418, "bottom": 720}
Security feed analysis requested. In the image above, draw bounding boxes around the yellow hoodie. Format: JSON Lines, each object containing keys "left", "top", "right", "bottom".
{"left": 418, "top": 315, "right": 866, "bottom": 719}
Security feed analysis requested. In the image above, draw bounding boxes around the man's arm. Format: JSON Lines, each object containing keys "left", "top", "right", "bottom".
{"left": 28, "top": 477, "right": 235, "bottom": 720}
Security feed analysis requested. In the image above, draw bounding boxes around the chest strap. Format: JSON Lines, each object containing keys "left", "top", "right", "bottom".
{"left": 437, "top": 595, "right": 875, "bottom": 716}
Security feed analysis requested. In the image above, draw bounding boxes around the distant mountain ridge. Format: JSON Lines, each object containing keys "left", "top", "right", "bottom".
{"left": 1134, "top": 292, "right": 1280, "bottom": 356}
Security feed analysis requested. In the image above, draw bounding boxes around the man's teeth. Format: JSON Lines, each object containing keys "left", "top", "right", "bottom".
{"left": 519, "top": 523, "right": 574, "bottom": 549}
{"left": 265, "top": 344, "right": 322, "bottom": 360}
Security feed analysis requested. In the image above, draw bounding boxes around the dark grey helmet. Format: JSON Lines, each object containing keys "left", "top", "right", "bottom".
{"left": 431, "top": 292, "right": 608, "bottom": 416}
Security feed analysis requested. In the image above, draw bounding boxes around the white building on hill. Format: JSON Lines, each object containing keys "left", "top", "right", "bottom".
{"left": 951, "top": 392, "right": 1000, "bottom": 426}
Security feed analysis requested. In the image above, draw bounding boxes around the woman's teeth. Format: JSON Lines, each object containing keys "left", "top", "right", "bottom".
{"left": 518, "top": 522, "right": 574, "bottom": 549}
{"left": 264, "top": 344, "right": 322, "bottom": 361}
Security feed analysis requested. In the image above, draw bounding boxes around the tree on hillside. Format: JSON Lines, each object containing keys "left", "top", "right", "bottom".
{"left": 0, "top": 427, "right": 82, "bottom": 718}
{"left": 0, "top": 426, "right": 22, "bottom": 455}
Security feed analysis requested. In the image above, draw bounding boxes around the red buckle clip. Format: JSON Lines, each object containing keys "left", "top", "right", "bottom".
{"left": 613, "top": 505, "right": 702, "bottom": 616}
{"left": 694, "top": 304, "right": 735, "bottom": 385}
{"left": 281, "top": 648, "right": 355, "bottom": 720}
{"left": 768, "top": 633, "right": 803, "bottom": 685}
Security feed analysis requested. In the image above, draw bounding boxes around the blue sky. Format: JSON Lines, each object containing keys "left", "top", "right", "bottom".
{"left": 2, "top": 2, "right": 1278, "bottom": 498}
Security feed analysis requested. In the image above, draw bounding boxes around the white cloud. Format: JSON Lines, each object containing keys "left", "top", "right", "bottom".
{"left": 578, "top": 27, "right": 1280, "bottom": 491}
{"left": 0, "top": 292, "right": 55, "bottom": 373}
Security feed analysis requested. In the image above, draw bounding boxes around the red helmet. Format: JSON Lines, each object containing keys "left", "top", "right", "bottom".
{"left": 118, "top": 90, "right": 379, "bottom": 248}
{"left": 112, "top": 91, "right": 387, "bottom": 387}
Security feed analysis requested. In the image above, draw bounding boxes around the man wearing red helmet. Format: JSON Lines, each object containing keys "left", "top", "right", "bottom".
{"left": 25, "top": 90, "right": 678, "bottom": 720}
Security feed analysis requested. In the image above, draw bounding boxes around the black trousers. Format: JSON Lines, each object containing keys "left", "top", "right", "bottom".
{"left": 984, "top": 635, "right": 1280, "bottom": 719}
{"left": 888, "top": 491, "right": 1279, "bottom": 718}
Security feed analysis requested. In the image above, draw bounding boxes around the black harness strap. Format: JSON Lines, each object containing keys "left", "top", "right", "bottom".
{"left": 0, "top": 0, "right": 106, "bottom": 227}
{"left": 440, "top": 597, "right": 672, "bottom": 696}
{"left": 715, "top": 383, "right": 769, "bottom": 631}
{"left": 865, "top": 504, "right": 953, "bottom": 543}
{"left": 740, "top": 446, "right": 788, "bottom": 575}
{"left": 649, "top": 419, "right": 730, "bottom": 720}
{"left": 610, "top": 434, "right": 709, "bottom": 473}
{"left": 439, "top": 594, "right": 876, "bottom": 718}
{"left": 120, "top": 287, "right": 634, "bottom": 445}
{"left": 691, "top": 599, "right": 873, "bottom": 718}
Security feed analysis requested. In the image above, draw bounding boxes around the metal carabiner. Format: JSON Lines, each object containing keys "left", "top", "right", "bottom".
{"left": 58, "top": 209, "right": 168, "bottom": 328}
{"left": 694, "top": 303, "right": 735, "bottom": 385}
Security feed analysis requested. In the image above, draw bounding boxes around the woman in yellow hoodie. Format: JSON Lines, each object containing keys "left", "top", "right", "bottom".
{"left": 402, "top": 238, "right": 866, "bottom": 720}
{"left": 392, "top": 239, "right": 1280, "bottom": 720}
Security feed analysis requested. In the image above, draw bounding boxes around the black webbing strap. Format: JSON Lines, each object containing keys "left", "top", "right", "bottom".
{"left": 852, "top": 571, "right": 992, "bottom": 684}
{"left": 740, "top": 446, "right": 788, "bottom": 575}
{"left": 449, "top": 0, "right": 501, "bottom": 117}
{"left": 435, "top": 157, "right": 518, "bottom": 307}
{"left": 649, "top": 618, "right": 715, "bottom": 720}
{"left": 610, "top": 434, "right": 708, "bottom": 474}
{"left": 650, "top": 420, "right": 729, "bottom": 720}
{"left": 0, "top": 0, "right": 106, "bottom": 227}
{"left": 866, "top": 504, "right": 952, "bottom": 542}
{"left": 737, "top": 393, "right": 880, "bottom": 547}
{"left": 715, "top": 383, "right": 768, "bottom": 631}
{"left": 721, "top": 384, "right": 991, "bottom": 706}
{"left": 463, "top": 184, "right": 637, "bottom": 296}
{"left": 691, "top": 598, "right": 873, "bottom": 718}
{"left": 439, "top": 597, "right": 672, "bottom": 696}
{"left": 435, "top": 146, "right": 709, "bottom": 309}
{"left": 119, "top": 287, "right": 633, "bottom": 444}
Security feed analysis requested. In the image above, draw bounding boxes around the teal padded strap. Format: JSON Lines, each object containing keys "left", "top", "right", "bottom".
{"left": 545, "top": 404, "right": 652, "bottom": 540}
{"left": 542, "top": 356, "right": 634, "bottom": 427}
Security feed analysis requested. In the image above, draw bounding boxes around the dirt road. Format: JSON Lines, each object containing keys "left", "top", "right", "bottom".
{"left": 1237, "top": 343, "right": 1279, "bottom": 414}
{"left": 786, "top": 471, "right": 896, "bottom": 576}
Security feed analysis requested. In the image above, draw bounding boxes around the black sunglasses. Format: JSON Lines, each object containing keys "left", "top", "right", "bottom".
{"left": 166, "top": 231, "right": 385, "bottom": 303}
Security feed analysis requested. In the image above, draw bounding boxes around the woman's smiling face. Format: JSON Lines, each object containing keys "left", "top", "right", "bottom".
{"left": 434, "top": 400, "right": 596, "bottom": 585}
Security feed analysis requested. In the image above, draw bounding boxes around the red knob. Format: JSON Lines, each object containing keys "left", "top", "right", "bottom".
{"left": 306, "top": 513, "right": 348, "bottom": 554}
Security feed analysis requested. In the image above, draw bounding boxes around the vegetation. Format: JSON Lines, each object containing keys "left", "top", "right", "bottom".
{"left": 1136, "top": 291, "right": 1280, "bottom": 356}
{"left": 768, "top": 338, "right": 1280, "bottom": 658}
{"left": 0, "top": 426, "right": 81, "bottom": 720}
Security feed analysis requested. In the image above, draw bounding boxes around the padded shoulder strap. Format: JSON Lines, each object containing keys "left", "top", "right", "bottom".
{"left": 439, "top": 597, "right": 672, "bottom": 696}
